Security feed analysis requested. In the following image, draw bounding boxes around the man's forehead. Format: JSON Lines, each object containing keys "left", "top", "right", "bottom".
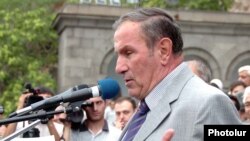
{"left": 87, "top": 97, "right": 104, "bottom": 102}
{"left": 115, "top": 101, "right": 133, "bottom": 108}
{"left": 240, "top": 71, "right": 249, "bottom": 75}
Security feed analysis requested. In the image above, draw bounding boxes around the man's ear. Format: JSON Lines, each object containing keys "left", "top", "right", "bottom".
{"left": 157, "top": 37, "right": 173, "bottom": 65}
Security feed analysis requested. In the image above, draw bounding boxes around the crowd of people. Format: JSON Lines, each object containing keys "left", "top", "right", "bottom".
{"left": 0, "top": 62, "right": 249, "bottom": 141}
{"left": 187, "top": 61, "right": 250, "bottom": 124}
{"left": 0, "top": 7, "right": 249, "bottom": 141}
{"left": 0, "top": 93, "right": 138, "bottom": 140}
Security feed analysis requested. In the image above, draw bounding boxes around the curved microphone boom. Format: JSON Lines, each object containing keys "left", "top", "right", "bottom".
{"left": 9, "top": 78, "right": 120, "bottom": 118}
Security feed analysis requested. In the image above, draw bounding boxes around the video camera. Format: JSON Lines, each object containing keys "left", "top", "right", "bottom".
{"left": 23, "top": 83, "right": 44, "bottom": 108}
{"left": 65, "top": 100, "right": 93, "bottom": 130}
{"left": 22, "top": 83, "right": 53, "bottom": 138}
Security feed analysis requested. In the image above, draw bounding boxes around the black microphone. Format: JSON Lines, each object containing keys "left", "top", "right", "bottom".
{"left": 9, "top": 84, "right": 88, "bottom": 118}
{"left": 9, "top": 78, "right": 120, "bottom": 118}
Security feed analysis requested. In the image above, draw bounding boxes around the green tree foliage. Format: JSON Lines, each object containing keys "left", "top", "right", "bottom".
{"left": 177, "top": 0, "right": 234, "bottom": 11}
{"left": 58, "top": 0, "right": 234, "bottom": 11}
{"left": 125, "top": 0, "right": 234, "bottom": 11}
{"left": 0, "top": 0, "right": 234, "bottom": 116}
{"left": 0, "top": 0, "right": 63, "bottom": 116}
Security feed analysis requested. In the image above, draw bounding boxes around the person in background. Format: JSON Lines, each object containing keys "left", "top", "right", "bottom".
{"left": 228, "top": 80, "right": 247, "bottom": 122}
{"left": 3, "top": 86, "right": 63, "bottom": 141}
{"left": 242, "top": 86, "right": 250, "bottom": 123}
{"left": 235, "top": 65, "right": 250, "bottom": 123}
{"left": 229, "top": 80, "right": 246, "bottom": 96}
{"left": 113, "top": 7, "right": 242, "bottom": 141}
{"left": 113, "top": 96, "right": 137, "bottom": 130}
{"left": 227, "top": 94, "right": 241, "bottom": 112}
{"left": 53, "top": 105, "right": 66, "bottom": 124}
{"left": 0, "top": 105, "right": 7, "bottom": 139}
{"left": 238, "top": 65, "right": 250, "bottom": 86}
{"left": 233, "top": 90, "right": 249, "bottom": 123}
{"left": 104, "top": 99, "right": 116, "bottom": 125}
{"left": 61, "top": 96, "right": 121, "bottom": 141}
{"left": 209, "top": 78, "right": 224, "bottom": 91}
{"left": 187, "top": 59, "right": 211, "bottom": 83}
{"left": 243, "top": 86, "right": 250, "bottom": 124}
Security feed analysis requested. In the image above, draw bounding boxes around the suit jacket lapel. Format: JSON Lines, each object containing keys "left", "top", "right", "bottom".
{"left": 134, "top": 100, "right": 171, "bottom": 140}
{"left": 134, "top": 65, "right": 194, "bottom": 141}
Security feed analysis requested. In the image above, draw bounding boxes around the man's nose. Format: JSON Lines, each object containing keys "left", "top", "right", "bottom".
{"left": 115, "top": 57, "right": 128, "bottom": 74}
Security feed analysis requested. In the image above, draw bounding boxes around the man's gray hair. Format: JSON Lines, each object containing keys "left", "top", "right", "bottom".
{"left": 238, "top": 65, "right": 250, "bottom": 76}
{"left": 113, "top": 7, "right": 183, "bottom": 54}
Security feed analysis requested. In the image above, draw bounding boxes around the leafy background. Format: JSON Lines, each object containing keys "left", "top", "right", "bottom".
{"left": 0, "top": 0, "right": 233, "bottom": 116}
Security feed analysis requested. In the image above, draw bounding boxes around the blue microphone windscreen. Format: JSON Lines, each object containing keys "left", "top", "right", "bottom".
{"left": 98, "top": 78, "right": 120, "bottom": 99}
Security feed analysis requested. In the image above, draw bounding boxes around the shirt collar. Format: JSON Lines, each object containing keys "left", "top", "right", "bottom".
{"left": 79, "top": 119, "right": 109, "bottom": 132}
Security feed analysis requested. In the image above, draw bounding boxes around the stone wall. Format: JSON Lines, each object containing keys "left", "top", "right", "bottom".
{"left": 53, "top": 4, "right": 250, "bottom": 95}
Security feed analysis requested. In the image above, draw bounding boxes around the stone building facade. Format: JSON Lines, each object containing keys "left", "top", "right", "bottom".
{"left": 53, "top": 4, "right": 250, "bottom": 95}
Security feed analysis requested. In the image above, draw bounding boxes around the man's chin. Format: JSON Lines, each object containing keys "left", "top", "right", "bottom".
{"left": 89, "top": 117, "right": 102, "bottom": 121}
{"left": 127, "top": 91, "right": 137, "bottom": 98}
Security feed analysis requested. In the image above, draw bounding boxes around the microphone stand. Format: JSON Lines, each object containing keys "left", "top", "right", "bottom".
{"left": 0, "top": 105, "right": 80, "bottom": 141}
{"left": 2, "top": 119, "right": 41, "bottom": 141}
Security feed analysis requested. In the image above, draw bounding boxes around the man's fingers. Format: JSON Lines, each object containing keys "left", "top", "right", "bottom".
{"left": 162, "top": 129, "right": 175, "bottom": 141}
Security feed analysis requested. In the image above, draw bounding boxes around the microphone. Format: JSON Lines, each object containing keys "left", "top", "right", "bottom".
{"left": 9, "top": 78, "right": 120, "bottom": 118}
{"left": 9, "top": 84, "right": 88, "bottom": 118}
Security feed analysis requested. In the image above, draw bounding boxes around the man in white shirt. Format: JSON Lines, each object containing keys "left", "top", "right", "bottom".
{"left": 62, "top": 96, "right": 121, "bottom": 141}
{"left": 4, "top": 86, "right": 63, "bottom": 140}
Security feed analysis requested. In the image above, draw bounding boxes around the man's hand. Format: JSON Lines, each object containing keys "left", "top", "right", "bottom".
{"left": 114, "top": 120, "right": 125, "bottom": 130}
{"left": 162, "top": 129, "right": 174, "bottom": 141}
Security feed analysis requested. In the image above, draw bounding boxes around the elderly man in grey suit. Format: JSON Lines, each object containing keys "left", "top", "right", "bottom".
{"left": 113, "top": 7, "right": 242, "bottom": 141}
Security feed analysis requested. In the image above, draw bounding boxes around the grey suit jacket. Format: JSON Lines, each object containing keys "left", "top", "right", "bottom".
{"left": 119, "top": 65, "right": 242, "bottom": 141}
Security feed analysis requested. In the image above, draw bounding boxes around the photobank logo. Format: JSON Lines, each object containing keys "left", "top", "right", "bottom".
{"left": 204, "top": 125, "right": 250, "bottom": 141}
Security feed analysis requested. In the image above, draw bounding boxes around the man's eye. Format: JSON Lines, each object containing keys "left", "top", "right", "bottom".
{"left": 245, "top": 103, "right": 250, "bottom": 107}
{"left": 123, "top": 111, "right": 129, "bottom": 114}
{"left": 125, "top": 51, "right": 132, "bottom": 56}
